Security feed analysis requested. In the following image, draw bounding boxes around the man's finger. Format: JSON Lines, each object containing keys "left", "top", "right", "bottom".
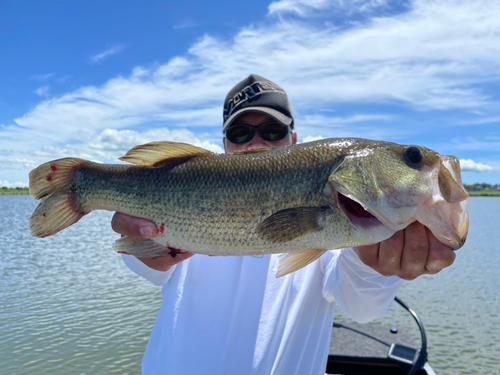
{"left": 111, "top": 212, "right": 158, "bottom": 238}
{"left": 425, "top": 228, "right": 456, "bottom": 274}
{"left": 399, "top": 222, "right": 429, "bottom": 280}
{"left": 377, "top": 230, "right": 404, "bottom": 277}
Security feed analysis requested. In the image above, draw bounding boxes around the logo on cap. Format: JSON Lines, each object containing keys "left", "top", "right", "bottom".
{"left": 223, "top": 81, "right": 286, "bottom": 121}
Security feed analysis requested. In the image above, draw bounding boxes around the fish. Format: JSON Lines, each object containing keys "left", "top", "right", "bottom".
{"left": 28, "top": 138, "right": 469, "bottom": 277}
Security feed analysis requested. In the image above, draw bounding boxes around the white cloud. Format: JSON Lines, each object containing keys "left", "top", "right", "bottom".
{"left": 30, "top": 127, "right": 223, "bottom": 165}
{"left": 302, "top": 135, "right": 325, "bottom": 142}
{"left": 90, "top": 44, "right": 126, "bottom": 64}
{"left": 0, "top": 155, "right": 38, "bottom": 170}
{"left": 2, "top": 0, "right": 500, "bottom": 184}
{"left": 460, "top": 159, "right": 497, "bottom": 173}
{"left": 8, "top": 0, "right": 499, "bottom": 149}
{"left": 9, "top": 0, "right": 500, "bottom": 146}
{"left": 0, "top": 127, "right": 224, "bottom": 184}
{"left": 269, "top": 0, "right": 332, "bottom": 15}
{"left": 0, "top": 180, "right": 28, "bottom": 188}
{"left": 34, "top": 86, "right": 50, "bottom": 97}
{"left": 268, "top": 0, "right": 389, "bottom": 16}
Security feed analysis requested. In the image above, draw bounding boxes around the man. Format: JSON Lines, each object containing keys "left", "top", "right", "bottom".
{"left": 112, "top": 75, "right": 455, "bottom": 375}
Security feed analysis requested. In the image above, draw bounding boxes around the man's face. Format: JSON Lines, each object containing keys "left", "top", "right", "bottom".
{"left": 223, "top": 112, "right": 297, "bottom": 154}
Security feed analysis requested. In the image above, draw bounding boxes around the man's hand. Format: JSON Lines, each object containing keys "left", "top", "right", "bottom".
{"left": 111, "top": 212, "right": 194, "bottom": 272}
{"left": 353, "top": 222, "right": 456, "bottom": 280}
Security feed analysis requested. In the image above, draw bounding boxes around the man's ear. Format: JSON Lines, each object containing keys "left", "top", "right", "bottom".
{"left": 292, "top": 132, "right": 298, "bottom": 145}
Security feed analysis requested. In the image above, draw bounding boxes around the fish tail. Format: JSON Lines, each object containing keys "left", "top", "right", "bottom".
{"left": 29, "top": 158, "right": 88, "bottom": 238}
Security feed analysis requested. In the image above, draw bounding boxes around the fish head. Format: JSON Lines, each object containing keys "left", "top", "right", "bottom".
{"left": 327, "top": 140, "right": 469, "bottom": 249}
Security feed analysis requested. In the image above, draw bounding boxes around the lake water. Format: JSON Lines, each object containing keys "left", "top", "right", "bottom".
{"left": 0, "top": 195, "right": 498, "bottom": 374}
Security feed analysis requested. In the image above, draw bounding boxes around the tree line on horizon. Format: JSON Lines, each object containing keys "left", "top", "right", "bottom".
{"left": 0, "top": 186, "right": 30, "bottom": 195}
{"left": 464, "top": 183, "right": 500, "bottom": 191}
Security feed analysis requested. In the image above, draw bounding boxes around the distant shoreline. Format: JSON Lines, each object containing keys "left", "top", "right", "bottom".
{"left": 0, "top": 187, "right": 30, "bottom": 195}
{"left": 467, "top": 190, "right": 500, "bottom": 197}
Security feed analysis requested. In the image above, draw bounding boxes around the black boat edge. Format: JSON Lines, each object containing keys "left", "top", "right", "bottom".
{"left": 325, "top": 296, "right": 437, "bottom": 375}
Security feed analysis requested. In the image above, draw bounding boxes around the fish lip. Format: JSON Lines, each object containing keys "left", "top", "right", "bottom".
{"left": 336, "top": 192, "right": 384, "bottom": 229}
{"left": 451, "top": 235, "right": 466, "bottom": 250}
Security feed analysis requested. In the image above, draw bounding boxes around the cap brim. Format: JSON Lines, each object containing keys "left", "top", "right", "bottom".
{"left": 223, "top": 107, "right": 293, "bottom": 132}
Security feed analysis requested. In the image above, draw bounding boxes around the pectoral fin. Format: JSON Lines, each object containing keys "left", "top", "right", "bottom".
{"left": 275, "top": 248, "right": 327, "bottom": 278}
{"left": 256, "top": 207, "right": 332, "bottom": 243}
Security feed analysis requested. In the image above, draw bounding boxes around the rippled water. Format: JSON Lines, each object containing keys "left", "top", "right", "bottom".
{"left": 1, "top": 196, "right": 499, "bottom": 374}
{"left": 0, "top": 195, "right": 161, "bottom": 374}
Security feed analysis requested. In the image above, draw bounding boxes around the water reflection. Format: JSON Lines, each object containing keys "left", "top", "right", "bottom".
{"left": 0, "top": 196, "right": 499, "bottom": 374}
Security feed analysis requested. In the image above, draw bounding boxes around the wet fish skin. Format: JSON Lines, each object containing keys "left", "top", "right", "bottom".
{"left": 63, "top": 140, "right": 361, "bottom": 254}
{"left": 29, "top": 138, "right": 469, "bottom": 276}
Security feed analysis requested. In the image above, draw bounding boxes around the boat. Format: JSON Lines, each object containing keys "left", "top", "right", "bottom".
{"left": 326, "top": 296, "right": 437, "bottom": 375}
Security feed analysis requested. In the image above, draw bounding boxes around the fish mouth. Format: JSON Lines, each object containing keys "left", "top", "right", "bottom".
{"left": 412, "top": 156, "right": 469, "bottom": 250}
{"left": 337, "top": 192, "right": 383, "bottom": 228}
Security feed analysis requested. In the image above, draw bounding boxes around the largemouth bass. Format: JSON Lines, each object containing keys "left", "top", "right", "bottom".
{"left": 29, "top": 138, "right": 469, "bottom": 277}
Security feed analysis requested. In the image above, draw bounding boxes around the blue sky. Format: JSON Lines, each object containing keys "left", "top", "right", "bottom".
{"left": 1, "top": 0, "right": 500, "bottom": 187}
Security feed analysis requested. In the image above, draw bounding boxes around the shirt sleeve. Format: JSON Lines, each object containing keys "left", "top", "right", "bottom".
{"left": 121, "top": 254, "right": 177, "bottom": 286}
{"left": 321, "top": 248, "right": 404, "bottom": 324}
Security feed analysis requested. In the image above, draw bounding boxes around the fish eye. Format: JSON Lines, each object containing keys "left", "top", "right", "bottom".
{"left": 404, "top": 146, "right": 423, "bottom": 167}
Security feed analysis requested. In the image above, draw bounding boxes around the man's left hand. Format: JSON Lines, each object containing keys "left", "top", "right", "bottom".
{"left": 353, "top": 222, "right": 456, "bottom": 280}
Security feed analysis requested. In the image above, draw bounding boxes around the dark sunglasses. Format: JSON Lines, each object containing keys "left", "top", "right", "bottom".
{"left": 225, "top": 121, "right": 291, "bottom": 144}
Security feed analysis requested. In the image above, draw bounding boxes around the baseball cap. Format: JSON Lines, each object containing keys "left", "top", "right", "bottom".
{"left": 222, "top": 74, "right": 294, "bottom": 132}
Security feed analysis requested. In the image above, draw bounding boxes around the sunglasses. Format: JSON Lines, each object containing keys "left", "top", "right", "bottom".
{"left": 225, "top": 121, "right": 291, "bottom": 144}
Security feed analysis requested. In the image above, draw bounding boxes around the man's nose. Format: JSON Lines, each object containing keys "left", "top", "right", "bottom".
{"left": 245, "top": 132, "right": 268, "bottom": 150}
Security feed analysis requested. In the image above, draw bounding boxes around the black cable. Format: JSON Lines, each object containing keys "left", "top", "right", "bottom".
{"left": 394, "top": 296, "right": 428, "bottom": 374}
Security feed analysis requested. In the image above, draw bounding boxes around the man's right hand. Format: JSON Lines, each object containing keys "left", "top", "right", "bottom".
{"left": 111, "top": 212, "right": 195, "bottom": 272}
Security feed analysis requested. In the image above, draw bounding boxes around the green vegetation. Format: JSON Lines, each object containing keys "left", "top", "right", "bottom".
{"left": 467, "top": 190, "right": 500, "bottom": 196}
{"left": 464, "top": 183, "right": 500, "bottom": 196}
{"left": 0, "top": 187, "right": 30, "bottom": 195}
{"left": 464, "top": 183, "right": 498, "bottom": 190}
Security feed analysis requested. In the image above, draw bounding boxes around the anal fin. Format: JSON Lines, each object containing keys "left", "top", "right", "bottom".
{"left": 113, "top": 236, "right": 171, "bottom": 257}
{"left": 275, "top": 248, "right": 327, "bottom": 278}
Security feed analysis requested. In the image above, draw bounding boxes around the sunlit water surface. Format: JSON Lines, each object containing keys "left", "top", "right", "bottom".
{"left": 0, "top": 196, "right": 498, "bottom": 374}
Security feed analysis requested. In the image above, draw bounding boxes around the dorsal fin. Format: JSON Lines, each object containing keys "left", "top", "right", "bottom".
{"left": 119, "top": 141, "right": 212, "bottom": 167}
{"left": 230, "top": 148, "right": 272, "bottom": 155}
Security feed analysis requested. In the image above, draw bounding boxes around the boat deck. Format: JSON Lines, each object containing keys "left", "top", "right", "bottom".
{"left": 326, "top": 321, "right": 429, "bottom": 375}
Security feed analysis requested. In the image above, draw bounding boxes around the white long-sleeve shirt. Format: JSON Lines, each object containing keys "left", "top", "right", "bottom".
{"left": 122, "top": 248, "right": 403, "bottom": 375}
